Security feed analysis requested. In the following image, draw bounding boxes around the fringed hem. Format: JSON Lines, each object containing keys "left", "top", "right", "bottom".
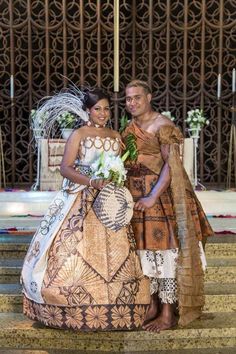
{"left": 169, "top": 144, "right": 205, "bottom": 326}
{"left": 150, "top": 277, "right": 177, "bottom": 304}
{"left": 159, "top": 292, "right": 178, "bottom": 304}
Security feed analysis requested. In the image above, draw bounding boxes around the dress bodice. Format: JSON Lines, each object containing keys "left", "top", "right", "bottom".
{"left": 78, "top": 136, "right": 121, "bottom": 165}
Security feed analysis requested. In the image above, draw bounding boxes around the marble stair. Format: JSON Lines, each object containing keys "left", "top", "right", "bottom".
{"left": 0, "top": 232, "right": 236, "bottom": 353}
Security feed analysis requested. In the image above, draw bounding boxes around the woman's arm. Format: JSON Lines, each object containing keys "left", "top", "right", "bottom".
{"left": 60, "top": 130, "right": 90, "bottom": 186}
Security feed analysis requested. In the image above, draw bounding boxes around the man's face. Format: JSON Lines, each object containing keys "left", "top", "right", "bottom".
{"left": 125, "top": 86, "right": 152, "bottom": 117}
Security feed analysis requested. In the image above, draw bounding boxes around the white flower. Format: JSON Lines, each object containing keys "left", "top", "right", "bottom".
{"left": 90, "top": 152, "right": 127, "bottom": 186}
{"left": 185, "top": 108, "right": 209, "bottom": 131}
{"left": 57, "top": 111, "right": 76, "bottom": 129}
{"left": 161, "top": 111, "right": 175, "bottom": 121}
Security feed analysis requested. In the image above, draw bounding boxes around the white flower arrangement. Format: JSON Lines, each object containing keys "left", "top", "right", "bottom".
{"left": 30, "top": 109, "right": 50, "bottom": 138}
{"left": 161, "top": 111, "right": 175, "bottom": 121}
{"left": 31, "top": 109, "right": 76, "bottom": 129}
{"left": 57, "top": 111, "right": 76, "bottom": 129}
{"left": 90, "top": 152, "right": 128, "bottom": 186}
{"left": 185, "top": 109, "right": 209, "bottom": 130}
{"left": 30, "top": 108, "right": 77, "bottom": 140}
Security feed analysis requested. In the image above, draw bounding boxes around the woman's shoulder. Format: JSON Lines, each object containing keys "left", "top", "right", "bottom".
{"left": 108, "top": 129, "right": 121, "bottom": 140}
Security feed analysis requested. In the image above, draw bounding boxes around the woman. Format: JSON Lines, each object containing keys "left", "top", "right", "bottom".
{"left": 21, "top": 88, "right": 150, "bottom": 331}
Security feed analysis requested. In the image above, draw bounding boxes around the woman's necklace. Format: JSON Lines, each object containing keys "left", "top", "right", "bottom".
{"left": 87, "top": 121, "right": 105, "bottom": 128}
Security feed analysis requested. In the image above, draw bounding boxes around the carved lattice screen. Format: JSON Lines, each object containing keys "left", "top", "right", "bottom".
{"left": 0, "top": 0, "right": 235, "bottom": 187}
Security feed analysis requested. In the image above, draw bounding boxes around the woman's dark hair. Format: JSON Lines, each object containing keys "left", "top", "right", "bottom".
{"left": 83, "top": 88, "right": 110, "bottom": 110}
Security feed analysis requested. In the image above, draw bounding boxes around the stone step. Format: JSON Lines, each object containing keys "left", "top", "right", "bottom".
{"left": 0, "top": 312, "right": 235, "bottom": 352}
{"left": 0, "top": 235, "right": 31, "bottom": 259}
{"left": 0, "top": 260, "right": 23, "bottom": 284}
{"left": 0, "top": 283, "right": 236, "bottom": 314}
{"left": 205, "top": 258, "right": 236, "bottom": 283}
{"left": 0, "top": 257, "right": 235, "bottom": 284}
{"left": 1, "top": 348, "right": 236, "bottom": 354}
{"left": 0, "top": 235, "right": 33, "bottom": 258}
{"left": 0, "top": 234, "right": 235, "bottom": 260}
{"left": 0, "top": 284, "right": 22, "bottom": 313}
{"left": 205, "top": 243, "right": 236, "bottom": 258}
{"left": 1, "top": 242, "right": 234, "bottom": 260}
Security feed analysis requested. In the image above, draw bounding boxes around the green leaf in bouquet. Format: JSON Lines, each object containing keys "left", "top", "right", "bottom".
{"left": 124, "top": 133, "right": 138, "bottom": 161}
{"left": 119, "top": 115, "right": 130, "bottom": 133}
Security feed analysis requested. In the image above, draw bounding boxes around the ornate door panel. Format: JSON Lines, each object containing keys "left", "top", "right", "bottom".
{"left": 0, "top": 1, "right": 235, "bottom": 187}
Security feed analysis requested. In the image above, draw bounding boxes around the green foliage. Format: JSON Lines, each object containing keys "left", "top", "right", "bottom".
{"left": 57, "top": 111, "right": 76, "bottom": 129}
{"left": 119, "top": 115, "right": 130, "bottom": 133}
{"left": 124, "top": 133, "right": 138, "bottom": 162}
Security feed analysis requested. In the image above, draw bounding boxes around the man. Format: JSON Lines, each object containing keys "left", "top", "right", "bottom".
{"left": 123, "top": 80, "right": 213, "bottom": 332}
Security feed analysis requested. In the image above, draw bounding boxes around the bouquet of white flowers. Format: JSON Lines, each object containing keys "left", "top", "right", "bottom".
{"left": 90, "top": 152, "right": 129, "bottom": 187}
{"left": 185, "top": 109, "right": 209, "bottom": 130}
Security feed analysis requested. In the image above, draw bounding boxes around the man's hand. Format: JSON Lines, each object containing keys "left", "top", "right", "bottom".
{"left": 134, "top": 195, "right": 156, "bottom": 211}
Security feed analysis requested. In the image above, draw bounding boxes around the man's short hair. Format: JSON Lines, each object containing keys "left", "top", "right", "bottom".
{"left": 126, "top": 80, "right": 152, "bottom": 94}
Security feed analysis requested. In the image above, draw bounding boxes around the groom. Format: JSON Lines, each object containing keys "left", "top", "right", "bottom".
{"left": 122, "top": 79, "right": 213, "bottom": 332}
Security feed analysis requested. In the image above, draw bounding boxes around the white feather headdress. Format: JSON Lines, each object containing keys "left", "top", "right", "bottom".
{"left": 31, "top": 87, "right": 89, "bottom": 138}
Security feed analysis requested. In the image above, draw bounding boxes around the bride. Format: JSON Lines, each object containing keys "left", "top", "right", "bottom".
{"left": 21, "top": 88, "right": 150, "bottom": 331}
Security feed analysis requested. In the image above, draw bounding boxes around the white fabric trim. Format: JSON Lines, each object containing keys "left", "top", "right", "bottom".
{"left": 137, "top": 241, "right": 207, "bottom": 279}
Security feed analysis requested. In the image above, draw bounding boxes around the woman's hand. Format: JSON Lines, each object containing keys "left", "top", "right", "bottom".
{"left": 134, "top": 195, "right": 157, "bottom": 212}
{"left": 90, "top": 178, "right": 109, "bottom": 190}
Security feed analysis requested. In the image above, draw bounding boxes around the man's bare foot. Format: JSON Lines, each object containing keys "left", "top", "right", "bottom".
{"left": 143, "top": 303, "right": 177, "bottom": 332}
{"left": 143, "top": 314, "right": 177, "bottom": 332}
{"left": 142, "top": 294, "right": 160, "bottom": 325}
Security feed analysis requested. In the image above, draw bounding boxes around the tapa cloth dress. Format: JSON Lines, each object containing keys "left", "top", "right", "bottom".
{"left": 21, "top": 135, "right": 150, "bottom": 331}
{"left": 123, "top": 122, "right": 214, "bottom": 326}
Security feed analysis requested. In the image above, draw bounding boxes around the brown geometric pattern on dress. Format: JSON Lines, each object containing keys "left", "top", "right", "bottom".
{"left": 111, "top": 251, "right": 144, "bottom": 285}
{"left": 53, "top": 191, "right": 89, "bottom": 255}
{"left": 23, "top": 296, "right": 149, "bottom": 331}
{"left": 42, "top": 192, "right": 98, "bottom": 287}
{"left": 44, "top": 254, "right": 105, "bottom": 290}
{"left": 126, "top": 224, "right": 137, "bottom": 250}
{"left": 43, "top": 248, "right": 145, "bottom": 307}
{"left": 38, "top": 186, "right": 150, "bottom": 313}
{"left": 59, "top": 285, "right": 95, "bottom": 306}
{"left": 116, "top": 280, "right": 140, "bottom": 305}
{"left": 128, "top": 169, "right": 212, "bottom": 251}
{"left": 186, "top": 189, "right": 213, "bottom": 239}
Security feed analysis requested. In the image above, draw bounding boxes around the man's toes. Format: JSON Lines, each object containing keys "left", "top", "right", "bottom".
{"left": 143, "top": 322, "right": 152, "bottom": 330}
